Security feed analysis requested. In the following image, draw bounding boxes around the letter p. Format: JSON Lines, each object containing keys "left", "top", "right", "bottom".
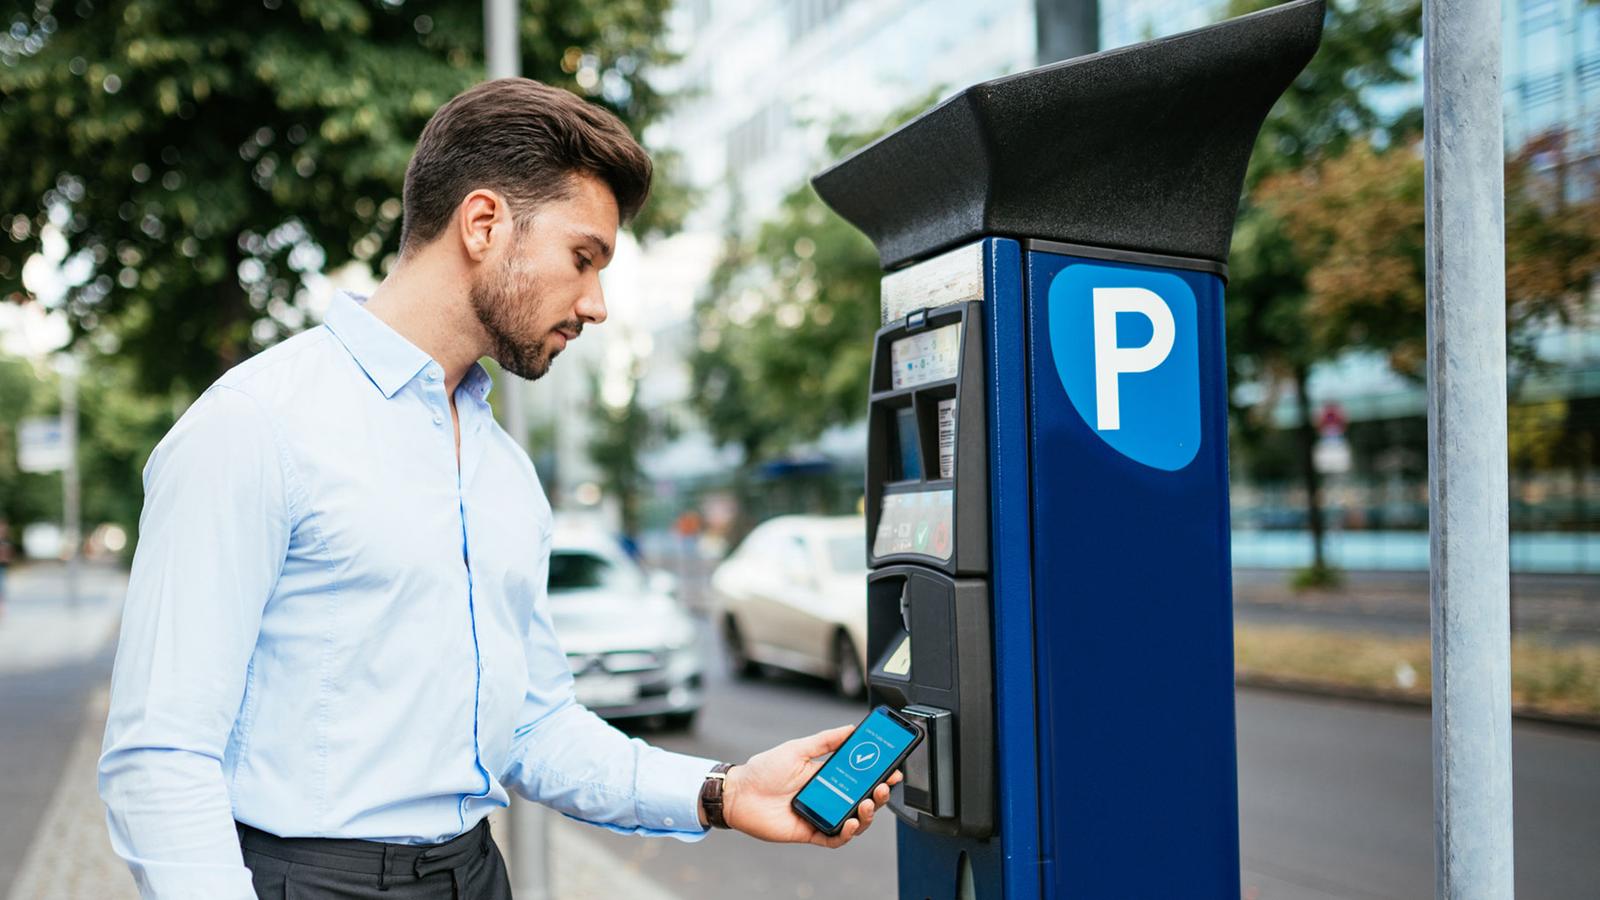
{"left": 1092, "top": 287, "right": 1176, "bottom": 431}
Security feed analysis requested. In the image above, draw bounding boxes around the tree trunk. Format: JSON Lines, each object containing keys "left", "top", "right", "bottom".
{"left": 1293, "top": 363, "right": 1328, "bottom": 571}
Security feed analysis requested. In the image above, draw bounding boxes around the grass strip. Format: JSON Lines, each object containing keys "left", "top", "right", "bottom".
{"left": 1235, "top": 624, "right": 1600, "bottom": 723}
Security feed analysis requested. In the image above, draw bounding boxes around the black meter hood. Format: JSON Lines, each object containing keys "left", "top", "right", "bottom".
{"left": 811, "top": 0, "right": 1325, "bottom": 270}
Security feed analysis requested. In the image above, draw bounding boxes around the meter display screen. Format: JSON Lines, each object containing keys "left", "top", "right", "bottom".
{"left": 893, "top": 407, "right": 922, "bottom": 481}
{"left": 873, "top": 490, "right": 954, "bottom": 560}
{"left": 890, "top": 325, "right": 961, "bottom": 390}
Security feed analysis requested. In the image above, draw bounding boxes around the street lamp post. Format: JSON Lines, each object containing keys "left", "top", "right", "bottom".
{"left": 483, "top": 2, "right": 551, "bottom": 898}
{"left": 1422, "top": 1, "right": 1515, "bottom": 897}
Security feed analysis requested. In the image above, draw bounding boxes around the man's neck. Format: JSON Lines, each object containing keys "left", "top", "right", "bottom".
{"left": 362, "top": 257, "right": 486, "bottom": 395}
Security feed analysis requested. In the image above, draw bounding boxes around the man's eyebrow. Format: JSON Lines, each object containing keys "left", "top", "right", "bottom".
{"left": 575, "top": 230, "right": 613, "bottom": 262}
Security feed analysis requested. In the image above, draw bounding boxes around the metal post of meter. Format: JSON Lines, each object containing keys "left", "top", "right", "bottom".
{"left": 1423, "top": 1, "right": 1514, "bottom": 897}
{"left": 483, "top": 2, "right": 550, "bottom": 899}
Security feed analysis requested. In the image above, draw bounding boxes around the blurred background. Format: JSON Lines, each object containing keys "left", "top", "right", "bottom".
{"left": 1, "top": 1, "right": 1597, "bottom": 899}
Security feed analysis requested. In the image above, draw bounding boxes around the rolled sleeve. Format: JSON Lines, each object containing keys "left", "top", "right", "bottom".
{"left": 500, "top": 530, "right": 717, "bottom": 841}
{"left": 98, "top": 384, "right": 293, "bottom": 899}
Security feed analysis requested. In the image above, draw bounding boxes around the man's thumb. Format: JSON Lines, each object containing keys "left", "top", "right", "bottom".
{"left": 793, "top": 724, "right": 856, "bottom": 758}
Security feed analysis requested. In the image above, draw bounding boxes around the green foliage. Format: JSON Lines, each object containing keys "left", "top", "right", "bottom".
{"left": 75, "top": 356, "right": 180, "bottom": 547}
{"left": 1226, "top": 0, "right": 1423, "bottom": 390}
{"left": 0, "top": 0, "right": 677, "bottom": 395}
{"left": 586, "top": 362, "right": 667, "bottom": 539}
{"left": 689, "top": 98, "right": 936, "bottom": 464}
{"left": 0, "top": 352, "right": 176, "bottom": 553}
{"left": 0, "top": 355, "right": 59, "bottom": 530}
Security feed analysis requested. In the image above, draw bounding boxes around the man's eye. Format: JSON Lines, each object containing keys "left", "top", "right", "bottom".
{"left": 575, "top": 253, "right": 593, "bottom": 271}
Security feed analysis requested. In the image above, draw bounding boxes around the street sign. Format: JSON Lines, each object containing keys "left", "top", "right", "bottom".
{"left": 17, "top": 417, "right": 68, "bottom": 473}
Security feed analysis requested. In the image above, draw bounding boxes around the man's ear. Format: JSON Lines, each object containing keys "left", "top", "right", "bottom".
{"left": 457, "top": 189, "right": 511, "bottom": 263}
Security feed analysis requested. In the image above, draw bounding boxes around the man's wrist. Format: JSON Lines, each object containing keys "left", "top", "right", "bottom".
{"left": 698, "top": 763, "right": 735, "bottom": 830}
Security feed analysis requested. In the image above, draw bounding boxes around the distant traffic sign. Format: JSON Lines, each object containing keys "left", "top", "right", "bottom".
{"left": 17, "top": 417, "right": 68, "bottom": 473}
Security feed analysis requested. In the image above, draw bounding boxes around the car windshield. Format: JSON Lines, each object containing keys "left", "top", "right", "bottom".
{"left": 827, "top": 536, "right": 866, "bottom": 574}
{"left": 549, "top": 550, "right": 634, "bottom": 593}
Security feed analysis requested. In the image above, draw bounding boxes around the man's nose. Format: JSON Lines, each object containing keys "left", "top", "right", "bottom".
{"left": 576, "top": 284, "right": 607, "bottom": 325}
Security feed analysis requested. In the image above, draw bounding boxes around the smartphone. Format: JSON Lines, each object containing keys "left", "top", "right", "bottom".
{"left": 791, "top": 705, "right": 923, "bottom": 836}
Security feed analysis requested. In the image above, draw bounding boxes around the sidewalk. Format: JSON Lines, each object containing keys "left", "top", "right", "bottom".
{"left": 0, "top": 564, "right": 684, "bottom": 900}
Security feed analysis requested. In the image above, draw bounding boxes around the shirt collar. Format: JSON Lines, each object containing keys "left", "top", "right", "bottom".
{"left": 323, "top": 292, "right": 435, "bottom": 399}
{"left": 462, "top": 362, "right": 494, "bottom": 403}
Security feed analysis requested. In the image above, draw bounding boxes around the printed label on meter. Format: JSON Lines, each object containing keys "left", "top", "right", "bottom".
{"left": 890, "top": 326, "right": 960, "bottom": 390}
{"left": 936, "top": 399, "right": 956, "bottom": 479}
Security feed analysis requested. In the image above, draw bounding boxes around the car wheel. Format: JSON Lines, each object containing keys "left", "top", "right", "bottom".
{"left": 833, "top": 631, "right": 866, "bottom": 700}
{"left": 723, "top": 615, "right": 761, "bottom": 679}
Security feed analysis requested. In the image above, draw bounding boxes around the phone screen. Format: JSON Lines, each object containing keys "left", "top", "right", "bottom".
{"left": 794, "top": 707, "right": 920, "bottom": 830}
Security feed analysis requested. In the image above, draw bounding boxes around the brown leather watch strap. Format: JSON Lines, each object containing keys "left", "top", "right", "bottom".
{"left": 700, "top": 763, "right": 734, "bottom": 830}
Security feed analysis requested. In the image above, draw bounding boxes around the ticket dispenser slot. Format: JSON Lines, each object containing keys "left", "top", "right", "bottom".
{"left": 867, "top": 565, "right": 993, "bottom": 838}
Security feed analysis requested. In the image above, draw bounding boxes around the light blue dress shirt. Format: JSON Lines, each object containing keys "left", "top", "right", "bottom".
{"left": 99, "top": 293, "right": 714, "bottom": 899}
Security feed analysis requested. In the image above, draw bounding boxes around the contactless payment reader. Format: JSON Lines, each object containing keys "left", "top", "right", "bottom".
{"left": 810, "top": 3, "right": 1323, "bottom": 898}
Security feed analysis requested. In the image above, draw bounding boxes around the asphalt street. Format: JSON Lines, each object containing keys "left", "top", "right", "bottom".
{"left": 2, "top": 568, "right": 1596, "bottom": 899}
{"left": 598, "top": 616, "right": 1600, "bottom": 900}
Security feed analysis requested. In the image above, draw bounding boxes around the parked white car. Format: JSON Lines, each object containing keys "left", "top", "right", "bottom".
{"left": 710, "top": 515, "right": 869, "bottom": 698}
{"left": 547, "top": 527, "right": 704, "bottom": 729}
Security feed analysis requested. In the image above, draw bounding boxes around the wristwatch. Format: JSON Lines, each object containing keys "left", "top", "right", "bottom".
{"left": 700, "top": 763, "right": 734, "bottom": 829}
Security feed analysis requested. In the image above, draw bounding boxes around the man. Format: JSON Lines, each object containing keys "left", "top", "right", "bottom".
{"left": 99, "top": 78, "right": 894, "bottom": 900}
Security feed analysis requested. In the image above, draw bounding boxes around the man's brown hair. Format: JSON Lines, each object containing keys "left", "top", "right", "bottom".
{"left": 399, "top": 78, "right": 652, "bottom": 255}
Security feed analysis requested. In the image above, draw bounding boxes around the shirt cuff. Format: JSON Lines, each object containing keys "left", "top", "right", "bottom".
{"left": 635, "top": 749, "right": 719, "bottom": 836}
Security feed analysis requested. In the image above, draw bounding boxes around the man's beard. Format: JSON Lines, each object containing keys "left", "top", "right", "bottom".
{"left": 468, "top": 253, "right": 577, "bottom": 381}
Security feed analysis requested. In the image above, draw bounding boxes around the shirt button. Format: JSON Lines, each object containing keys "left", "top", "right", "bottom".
{"left": 433, "top": 413, "right": 444, "bottom": 426}
{"left": 427, "top": 368, "right": 441, "bottom": 382}
{"left": 663, "top": 817, "right": 675, "bottom": 827}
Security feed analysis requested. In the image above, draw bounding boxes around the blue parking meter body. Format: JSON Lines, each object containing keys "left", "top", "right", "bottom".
{"left": 810, "top": 3, "right": 1324, "bottom": 898}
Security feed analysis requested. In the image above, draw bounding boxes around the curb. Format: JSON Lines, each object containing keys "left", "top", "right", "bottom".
{"left": 1236, "top": 673, "right": 1600, "bottom": 732}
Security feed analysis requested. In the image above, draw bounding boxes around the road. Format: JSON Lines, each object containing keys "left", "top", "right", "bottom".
{"left": 2, "top": 567, "right": 1596, "bottom": 899}
{"left": 1233, "top": 568, "right": 1600, "bottom": 645}
{"left": 594, "top": 616, "right": 1600, "bottom": 900}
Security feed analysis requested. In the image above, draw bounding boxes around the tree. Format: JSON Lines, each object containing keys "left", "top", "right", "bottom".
{"left": 0, "top": 0, "right": 677, "bottom": 396}
{"left": 586, "top": 359, "right": 664, "bottom": 541}
{"left": 0, "top": 354, "right": 59, "bottom": 533}
{"left": 0, "top": 350, "right": 176, "bottom": 555}
{"left": 1225, "top": 0, "right": 1423, "bottom": 584}
{"left": 689, "top": 99, "right": 937, "bottom": 466}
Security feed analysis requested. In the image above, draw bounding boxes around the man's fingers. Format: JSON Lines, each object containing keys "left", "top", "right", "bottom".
{"left": 872, "top": 782, "right": 892, "bottom": 806}
{"left": 886, "top": 770, "right": 904, "bottom": 786}
{"left": 793, "top": 724, "right": 856, "bottom": 758}
{"left": 856, "top": 798, "right": 876, "bottom": 832}
{"left": 814, "top": 817, "right": 859, "bottom": 848}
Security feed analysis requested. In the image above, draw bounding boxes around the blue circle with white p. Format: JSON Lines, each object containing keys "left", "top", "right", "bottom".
{"left": 1048, "top": 262, "right": 1201, "bottom": 472}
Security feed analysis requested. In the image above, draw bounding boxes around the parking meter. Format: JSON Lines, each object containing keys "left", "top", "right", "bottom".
{"left": 811, "top": 2, "right": 1323, "bottom": 898}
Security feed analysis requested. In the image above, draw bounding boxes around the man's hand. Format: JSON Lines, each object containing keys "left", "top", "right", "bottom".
{"left": 716, "top": 724, "right": 903, "bottom": 849}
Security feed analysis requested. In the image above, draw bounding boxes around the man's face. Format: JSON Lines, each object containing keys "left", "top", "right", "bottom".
{"left": 468, "top": 173, "right": 617, "bottom": 380}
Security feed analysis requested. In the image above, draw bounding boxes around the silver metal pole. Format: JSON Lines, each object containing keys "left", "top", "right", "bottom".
{"left": 483, "top": 2, "right": 550, "bottom": 898}
{"left": 59, "top": 355, "right": 80, "bottom": 610}
{"left": 486, "top": 0, "right": 530, "bottom": 455}
{"left": 1423, "top": 1, "right": 1514, "bottom": 898}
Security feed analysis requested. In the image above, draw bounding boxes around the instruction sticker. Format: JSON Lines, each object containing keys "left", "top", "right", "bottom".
{"left": 890, "top": 326, "right": 961, "bottom": 390}
{"left": 936, "top": 399, "right": 956, "bottom": 479}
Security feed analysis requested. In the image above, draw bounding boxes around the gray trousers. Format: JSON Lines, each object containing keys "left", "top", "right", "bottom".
{"left": 237, "top": 818, "right": 513, "bottom": 899}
